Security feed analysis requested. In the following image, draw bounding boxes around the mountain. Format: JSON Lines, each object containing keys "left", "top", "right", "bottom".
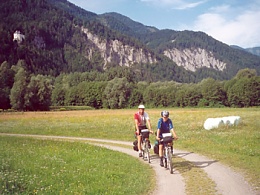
{"left": 98, "top": 12, "right": 158, "bottom": 36}
{"left": 0, "top": 0, "right": 260, "bottom": 83}
{"left": 245, "top": 47, "right": 260, "bottom": 57}
{"left": 231, "top": 45, "right": 260, "bottom": 57}
{"left": 99, "top": 13, "right": 260, "bottom": 77}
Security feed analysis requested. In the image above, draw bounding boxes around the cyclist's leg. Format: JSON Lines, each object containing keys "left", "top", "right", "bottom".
{"left": 137, "top": 135, "right": 142, "bottom": 157}
{"left": 159, "top": 143, "right": 164, "bottom": 166}
{"left": 170, "top": 141, "right": 174, "bottom": 154}
{"left": 137, "top": 126, "right": 146, "bottom": 157}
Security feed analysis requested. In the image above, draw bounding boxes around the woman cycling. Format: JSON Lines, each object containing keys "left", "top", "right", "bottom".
{"left": 156, "top": 111, "right": 178, "bottom": 166}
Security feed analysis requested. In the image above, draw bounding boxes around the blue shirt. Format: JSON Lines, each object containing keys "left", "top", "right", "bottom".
{"left": 157, "top": 118, "right": 174, "bottom": 137}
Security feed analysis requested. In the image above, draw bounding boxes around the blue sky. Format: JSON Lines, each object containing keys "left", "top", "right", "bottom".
{"left": 69, "top": 0, "right": 260, "bottom": 48}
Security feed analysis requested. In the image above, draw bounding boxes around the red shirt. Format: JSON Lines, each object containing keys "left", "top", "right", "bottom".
{"left": 134, "top": 112, "right": 150, "bottom": 126}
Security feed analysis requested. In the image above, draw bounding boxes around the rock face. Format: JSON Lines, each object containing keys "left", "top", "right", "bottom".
{"left": 82, "top": 27, "right": 157, "bottom": 68}
{"left": 82, "top": 27, "right": 226, "bottom": 72}
{"left": 164, "top": 48, "right": 226, "bottom": 72}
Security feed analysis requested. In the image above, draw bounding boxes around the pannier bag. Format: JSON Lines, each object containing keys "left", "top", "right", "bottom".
{"left": 141, "top": 129, "right": 150, "bottom": 139}
{"left": 133, "top": 140, "right": 138, "bottom": 151}
{"left": 153, "top": 140, "right": 159, "bottom": 154}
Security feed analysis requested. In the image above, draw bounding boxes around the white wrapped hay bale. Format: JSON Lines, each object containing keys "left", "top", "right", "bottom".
{"left": 203, "top": 118, "right": 224, "bottom": 130}
{"left": 204, "top": 116, "right": 241, "bottom": 130}
{"left": 222, "top": 117, "right": 231, "bottom": 126}
{"left": 227, "top": 116, "right": 241, "bottom": 126}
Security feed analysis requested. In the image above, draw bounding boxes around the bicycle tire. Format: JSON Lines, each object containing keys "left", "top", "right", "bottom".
{"left": 142, "top": 141, "right": 145, "bottom": 160}
{"left": 163, "top": 147, "right": 167, "bottom": 168}
{"left": 167, "top": 148, "right": 173, "bottom": 174}
{"left": 146, "top": 141, "right": 151, "bottom": 163}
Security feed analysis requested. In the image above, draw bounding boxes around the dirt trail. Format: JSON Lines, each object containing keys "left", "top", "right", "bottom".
{"left": 1, "top": 133, "right": 257, "bottom": 195}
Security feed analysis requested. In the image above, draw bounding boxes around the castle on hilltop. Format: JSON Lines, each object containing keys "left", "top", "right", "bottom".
{"left": 13, "top": 30, "right": 25, "bottom": 43}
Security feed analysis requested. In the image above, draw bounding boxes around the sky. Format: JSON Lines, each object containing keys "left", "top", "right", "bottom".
{"left": 68, "top": 0, "right": 260, "bottom": 48}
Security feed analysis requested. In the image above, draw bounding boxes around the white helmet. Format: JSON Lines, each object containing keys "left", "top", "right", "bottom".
{"left": 161, "top": 110, "right": 169, "bottom": 117}
{"left": 138, "top": 104, "right": 145, "bottom": 109}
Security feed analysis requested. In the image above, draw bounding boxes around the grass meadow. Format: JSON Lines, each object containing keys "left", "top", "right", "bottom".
{"left": 0, "top": 107, "right": 259, "bottom": 193}
{"left": 0, "top": 136, "right": 154, "bottom": 194}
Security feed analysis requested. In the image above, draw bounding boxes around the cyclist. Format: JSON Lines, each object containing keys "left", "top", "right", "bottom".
{"left": 156, "top": 111, "right": 178, "bottom": 166}
{"left": 134, "top": 104, "right": 153, "bottom": 157}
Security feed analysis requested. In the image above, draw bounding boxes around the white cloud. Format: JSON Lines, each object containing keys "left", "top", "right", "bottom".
{"left": 70, "top": 0, "right": 126, "bottom": 13}
{"left": 192, "top": 3, "right": 260, "bottom": 48}
{"left": 175, "top": 0, "right": 207, "bottom": 10}
{"left": 140, "top": 0, "right": 207, "bottom": 9}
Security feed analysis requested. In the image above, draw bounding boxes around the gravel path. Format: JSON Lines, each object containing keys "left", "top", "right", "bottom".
{"left": 1, "top": 133, "right": 257, "bottom": 195}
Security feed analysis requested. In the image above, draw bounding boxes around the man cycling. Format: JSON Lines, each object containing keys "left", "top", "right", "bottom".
{"left": 156, "top": 111, "right": 178, "bottom": 166}
{"left": 134, "top": 104, "right": 153, "bottom": 157}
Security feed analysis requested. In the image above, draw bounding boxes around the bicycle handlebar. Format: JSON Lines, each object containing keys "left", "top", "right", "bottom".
{"left": 159, "top": 137, "right": 177, "bottom": 143}
{"left": 140, "top": 129, "right": 153, "bottom": 135}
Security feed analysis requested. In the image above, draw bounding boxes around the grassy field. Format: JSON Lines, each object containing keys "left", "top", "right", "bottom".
{"left": 0, "top": 107, "right": 259, "bottom": 192}
{"left": 0, "top": 136, "right": 154, "bottom": 194}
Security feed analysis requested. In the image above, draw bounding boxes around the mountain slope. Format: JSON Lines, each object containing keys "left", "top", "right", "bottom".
{"left": 246, "top": 47, "right": 260, "bottom": 57}
{"left": 0, "top": 0, "right": 158, "bottom": 74}
{"left": 0, "top": 0, "right": 259, "bottom": 83}
{"left": 98, "top": 12, "right": 158, "bottom": 36}
{"left": 101, "top": 13, "right": 260, "bottom": 77}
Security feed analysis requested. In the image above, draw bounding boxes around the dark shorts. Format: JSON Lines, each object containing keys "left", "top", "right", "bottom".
{"left": 136, "top": 125, "right": 147, "bottom": 135}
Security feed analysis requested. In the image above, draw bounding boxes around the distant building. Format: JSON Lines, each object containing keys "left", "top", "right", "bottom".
{"left": 13, "top": 30, "right": 25, "bottom": 43}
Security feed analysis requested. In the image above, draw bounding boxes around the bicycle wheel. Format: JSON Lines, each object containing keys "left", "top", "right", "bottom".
{"left": 146, "top": 141, "right": 151, "bottom": 163}
{"left": 163, "top": 147, "right": 167, "bottom": 168}
{"left": 142, "top": 142, "right": 145, "bottom": 160}
{"left": 167, "top": 147, "right": 173, "bottom": 174}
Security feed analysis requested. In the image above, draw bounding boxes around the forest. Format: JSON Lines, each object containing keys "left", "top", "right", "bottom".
{"left": 1, "top": 0, "right": 260, "bottom": 83}
{"left": 0, "top": 0, "right": 259, "bottom": 111}
{"left": 1, "top": 60, "right": 259, "bottom": 111}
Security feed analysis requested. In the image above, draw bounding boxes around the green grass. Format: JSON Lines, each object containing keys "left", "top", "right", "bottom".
{"left": 0, "top": 136, "right": 154, "bottom": 195}
{"left": 173, "top": 107, "right": 260, "bottom": 189}
{"left": 0, "top": 107, "right": 259, "bottom": 191}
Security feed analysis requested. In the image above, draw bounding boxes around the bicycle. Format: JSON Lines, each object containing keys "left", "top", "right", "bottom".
{"left": 140, "top": 129, "right": 151, "bottom": 163}
{"left": 161, "top": 133, "right": 174, "bottom": 174}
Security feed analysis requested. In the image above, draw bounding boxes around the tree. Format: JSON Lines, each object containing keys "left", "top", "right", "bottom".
{"left": 0, "top": 61, "right": 15, "bottom": 110}
{"left": 185, "top": 85, "right": 202, "bottom": 107}
{"left": 75, "top": 81, "right": 106, "bottom": 108}
{"left": 199, "top": 78, "right": 226, "bottom": 107}
{"left": 175, "top": 84, "right": 202, "bottom": 107}
{"left": 51, "top": 74, "right": 68, "bottom": 106}
{"left": 83, "top": 82, "right": 106, "bottom": 109}
{"left": 51, "top": 83, "right": 66, "bottom": 106}
{"left": 103, "top": 77, "right": 131, "bottom": 109}
{"left": 65, "top": 86, "right": 79, "bottom": 106}
{"left": 227, "top": 77, "right": 260, "bottom": 107}
{"left": 25, "top": 75, "right": 53, "bottom": 111}
{"left": 235, "top": 68, "right": 257, "bottom": 79}
{"left": 10, "top": 66, "right": 29, "bottom": 111}
{"left": 142, "top": 83, "right": 159, "bottom": 107}
{"left": 128, "top": 88, "right": 143, "bottom": 108}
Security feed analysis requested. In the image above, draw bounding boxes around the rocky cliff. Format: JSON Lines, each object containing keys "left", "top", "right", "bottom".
{"left": 164, "top": 48, "right": 226, "bottom": 72}
{"left": 82, "top": 27, "right": 157, "bottom": 68}
{"left": 82, "top": 27, "right": 227, "bottom": 72}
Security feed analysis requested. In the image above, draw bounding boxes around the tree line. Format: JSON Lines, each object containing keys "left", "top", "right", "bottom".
{"left": 1, "top": 60, "right": 259, "bottom": 111}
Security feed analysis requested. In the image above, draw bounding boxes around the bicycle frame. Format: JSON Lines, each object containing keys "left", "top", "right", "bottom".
{"left": 163, "top": 142, "right": 173, "bottom": 174}
{"left": 140, "top": 129, "right": 151, "bottom": 163}
{"left": 161, "top": 133, "right": 174, "bottom": 174}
